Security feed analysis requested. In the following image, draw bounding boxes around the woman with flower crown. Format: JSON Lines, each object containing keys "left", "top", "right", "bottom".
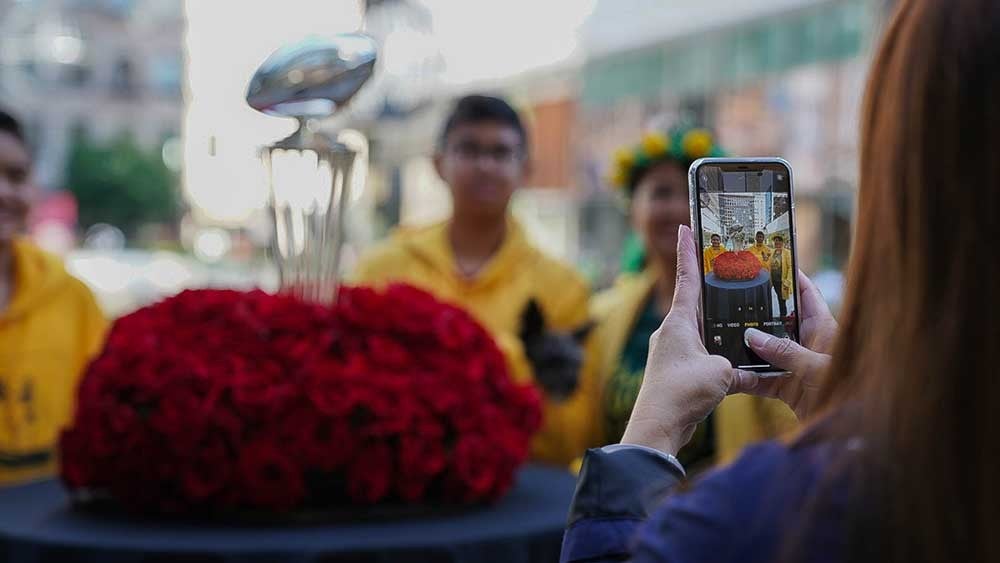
{"left": 584, "top": 127, "right": 796, "bottom": 471}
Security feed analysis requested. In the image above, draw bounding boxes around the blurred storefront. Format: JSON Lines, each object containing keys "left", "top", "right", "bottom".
{"left": 575, "top": 0, "right": 878, "bottom": 301}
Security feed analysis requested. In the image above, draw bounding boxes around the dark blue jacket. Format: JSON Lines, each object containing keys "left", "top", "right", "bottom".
{"left": 561, "top": 441, "right": 849, "bottom": 563}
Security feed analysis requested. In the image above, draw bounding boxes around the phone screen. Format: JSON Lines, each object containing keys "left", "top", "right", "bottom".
{"left": 693, "top": 161, "right": 800, "bottom": 371}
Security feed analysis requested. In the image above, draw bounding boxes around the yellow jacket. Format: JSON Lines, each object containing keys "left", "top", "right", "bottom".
{"left": 588, "top": 268, "right": 797, "bottom": 464}
{"left": 770, "top": 248, "right": 793, "bottom": 300}
{"left": 703, "top": 246, "right": 727, "bottom": 273}
{"left": 353, "top": 220, "right": 596, "bottom": 465}
{"left": 0, "top": 240, "right": 107, "bottom": 486}
{"left": 748, "top": 243, "right": 773, "bottom": 268}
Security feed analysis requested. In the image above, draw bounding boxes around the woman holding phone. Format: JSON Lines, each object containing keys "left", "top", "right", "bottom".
{"left": 562, "top": 1, "right": 1000, "bottom": 562}
{"left": 583, "top": 127, "right": 795, "bottom": 471}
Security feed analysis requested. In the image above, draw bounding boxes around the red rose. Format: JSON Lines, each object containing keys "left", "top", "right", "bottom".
{"left": 59, "top": 427, "right": 94, "bottom": 489}
{"left": 432, "top": 308, "right": 481, "bottom": 351}
{"left": 347, "top": 441, "right": 393, "bottom": 503}
{"left": 237, "top": 441, "right": 304, "bottom": 511}
{"left": 279, "top": 408, "right": 356, "bottom": 472}
{"left": 181, "top": 434, "right": 234, "bottom": 502}
{"left": 450, "top": 436, "right": 498, "bottom": 501}
{"left": 365, "top": 334, "right": 413, "bottom": 369}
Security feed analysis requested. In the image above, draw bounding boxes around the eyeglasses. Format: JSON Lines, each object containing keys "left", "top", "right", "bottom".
{"left": 447, "top": 142, "right": 523, "bottom": 166}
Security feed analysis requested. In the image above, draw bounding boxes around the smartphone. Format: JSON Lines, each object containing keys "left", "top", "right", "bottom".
{"left": 688, "top": 157, "right": 801, "bottom": 373}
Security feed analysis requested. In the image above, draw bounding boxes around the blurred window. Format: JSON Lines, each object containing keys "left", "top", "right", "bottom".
{"left": 62, "top": 62, "right": 92, "bottom": 88}
{"left": 110, "top": 56, "right": 135, "bottom": 97}
{"left": 148, "top": 55, "right": 181, "bottom": 97}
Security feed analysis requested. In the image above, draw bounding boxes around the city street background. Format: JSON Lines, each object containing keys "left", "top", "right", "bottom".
{"left": 0, "top": 0, "right": 879, "bottom": 317}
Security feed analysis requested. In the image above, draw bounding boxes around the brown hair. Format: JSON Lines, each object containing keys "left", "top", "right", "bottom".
{"left": 810, "top": 0, "right": 1000, "bottom": 561}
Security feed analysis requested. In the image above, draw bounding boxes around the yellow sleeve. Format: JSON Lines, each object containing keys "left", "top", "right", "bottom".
{"left": 783, "top": 251, "right": 793, "bottom": 295}
{"left": 578, "top": 314, "right": 607, "bottom": 450}
{"left": 703, "top": 248, "right": 712, "bottom": 273}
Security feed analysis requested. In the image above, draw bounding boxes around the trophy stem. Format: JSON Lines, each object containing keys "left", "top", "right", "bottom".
{"left": 263, "top": 136, "right": 357, "bottom": 305}
{"left": 326, "top": 153, "right": 355, "bottom": 303}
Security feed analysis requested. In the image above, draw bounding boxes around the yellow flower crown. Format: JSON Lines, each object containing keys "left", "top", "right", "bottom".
{"left": 608, "top": 127, "right": 725, "bottom": 192}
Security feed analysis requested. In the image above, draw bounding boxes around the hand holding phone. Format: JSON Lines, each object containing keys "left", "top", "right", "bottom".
{"left": 739, "top": 270, "right": 838, "bottom": 420}
{"left": 688, "top": 158, "right": 802, "bottom": 373}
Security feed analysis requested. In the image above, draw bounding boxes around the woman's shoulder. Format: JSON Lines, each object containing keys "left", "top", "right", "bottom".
{"left": 634, "top": 440, "right": 847, "bottom": 563}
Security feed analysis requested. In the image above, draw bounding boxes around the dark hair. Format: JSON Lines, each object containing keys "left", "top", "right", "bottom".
{"left": 628, "top": 158, "right": 689, "bottom": 195}
{"left": 771, "top": 235, "right": 784, "bottom": 242}
{"left": 756, "top": 231, "right": 765, "bottom": 237}
{"left": 795, "top": 1, "right": 1000, "bottom": 562}
{"left": 710, "top": 234, "right": 721, "bottom": 240}
{"left": 438, "top": 95, "right": 527, "bottom": 151}
{"left": 0, "top": 109, "right": 25, "bottom": 145}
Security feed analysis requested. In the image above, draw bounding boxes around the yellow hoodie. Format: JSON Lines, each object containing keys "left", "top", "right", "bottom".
{"left": 0, "top": 240, "right": 107, "bottom": 486}
{"left": 748, "top": 243, "right": 773, "bottom": 268}
{"left": 353, "top": 220, "right": 596, "bottom": 465}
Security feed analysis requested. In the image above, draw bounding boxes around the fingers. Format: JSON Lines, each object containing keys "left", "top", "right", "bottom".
{"left": 669, "top": 224, "right": 701, "bottom": 319}
{"left": 728, "top": 369, "right": 759, "bottom": 395}
{"left": 743, "top": 328, "right": 829, "bottom": 375}
{"left": 796, "top": 270, "right": 833, "bottom": 323}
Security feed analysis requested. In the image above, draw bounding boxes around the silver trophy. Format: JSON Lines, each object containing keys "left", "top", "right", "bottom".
{"left": 247, "top": 34, "right": 377, "bottom": 304}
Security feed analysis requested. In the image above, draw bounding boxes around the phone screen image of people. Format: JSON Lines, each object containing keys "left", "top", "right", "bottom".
{"left": 696, "top": 164, "right": 799, "bottom": 370}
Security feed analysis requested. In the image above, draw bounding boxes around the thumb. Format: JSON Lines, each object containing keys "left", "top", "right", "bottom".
{"left": 728, "top": 369, "right": 761, "bottom": 395}
{"left": 743, "top": 328, "right": 826, "bottom": 374}
{"left": 669, "top": 224, "right": 701, "bottom": 319}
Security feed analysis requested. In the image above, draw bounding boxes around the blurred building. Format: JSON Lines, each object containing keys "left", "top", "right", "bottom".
{"left": 0, "top": 0, "right": 184, "bottom": 189}
{"left": 576, "top": 0, "right": 878, "bottom": 290}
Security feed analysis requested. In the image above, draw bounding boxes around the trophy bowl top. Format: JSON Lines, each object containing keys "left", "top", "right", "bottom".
{"left": 246, "top": 34, "right": 377, "bottom": 119}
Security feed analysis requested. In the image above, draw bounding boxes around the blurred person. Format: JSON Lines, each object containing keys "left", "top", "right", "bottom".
{"left": 703, "top": 233, "right": 726, "bottom": 273}
{"left": 748, "top": 230, "right": 772, "bottom": 267}
{"left": 0, "top": 109, "right": 107, "bottom": 486}
{"left": 561, "top": 1, "right": 999, "bottom": 562}
{"left": 354, "top": 95, "right": 594, "bottom": 466}
{"left": 770, "top": 234, "right": 793, "bottom": 318}
{"left": 587, "top": 128, "right": 795, "bottom": 471}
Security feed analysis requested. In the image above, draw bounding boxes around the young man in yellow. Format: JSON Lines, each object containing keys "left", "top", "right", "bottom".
{"left": 748, "top": 230, "right": 773, "bottom": 268}
{"left": 0, "top": 110, "right": 107, "bottom": 486}
{"left": 353, "top": 96, "right": 594, "bottom": 466}
{"left": 770, "top": 234, "right": 794, "bottom": 318}
{"left": 589, "top": 128, "right": 796, "bottom": 472}
{"left": 703, "top": 233, "right": 726, "bottom": 274}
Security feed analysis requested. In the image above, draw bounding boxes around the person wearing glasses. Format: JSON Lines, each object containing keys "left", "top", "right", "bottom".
{"left": 354, "top": 95, "right": 595, "bottom": 466}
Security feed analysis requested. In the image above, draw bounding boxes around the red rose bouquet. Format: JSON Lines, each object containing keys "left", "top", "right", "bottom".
{"left": 60, "top": 285, "right": 541, "bottom": 515}
{"left": 713, "top": 251, "right": 763, "bottom": 281}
